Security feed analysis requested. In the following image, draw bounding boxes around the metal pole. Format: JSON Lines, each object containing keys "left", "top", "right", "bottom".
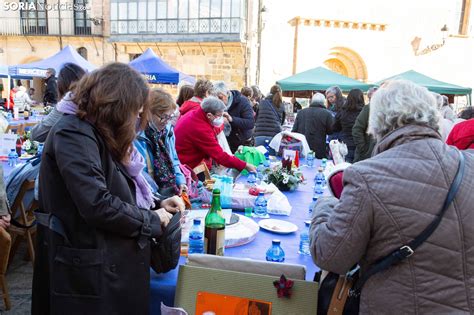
{"left": 58, "top": 0, "right": 63, "bottom": 49}
{"left": 256, "top": 0, "right": 262, "bottom": 86}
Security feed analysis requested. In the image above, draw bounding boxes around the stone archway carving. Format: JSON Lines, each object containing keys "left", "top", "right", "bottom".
{"left": 324, "top": 47, "right": 368, "bottom": 82}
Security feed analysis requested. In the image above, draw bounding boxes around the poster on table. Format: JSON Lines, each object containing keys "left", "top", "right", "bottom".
{"left": 0, "top": 133, "right": 17, "bottom": 156}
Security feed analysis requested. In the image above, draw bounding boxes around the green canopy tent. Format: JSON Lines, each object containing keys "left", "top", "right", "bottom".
{"left": 376, "top": 70, "right": 472, "bottom": 94}
{"left": 277, "top": 66, "right": 375, "bottom": 98}
{"left": 376, "top": 70, "right": 472, "bottom": 104}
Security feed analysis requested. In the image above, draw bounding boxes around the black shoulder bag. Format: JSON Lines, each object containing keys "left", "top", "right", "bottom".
{"left": 316, "top": 149, "right": 466, "bottom": 315}
{"left": 142, "top": 210, "right": 182, "bottom": 274}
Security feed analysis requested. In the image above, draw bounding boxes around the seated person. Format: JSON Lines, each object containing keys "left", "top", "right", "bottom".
{"left": 0, "top": 165, "right": 10, "bottom": 230}
{"left": 135, "top": 89, "right": 187, "bottom": 197}
{"left": 175, "top": 96, "right": 256, "bottom": 174}
{"left": 13, "top": 86, "right": 34, "bottom": 112}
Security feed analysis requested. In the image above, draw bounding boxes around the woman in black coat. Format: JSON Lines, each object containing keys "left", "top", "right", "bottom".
{"left": 32, "top": 63, "right": 184, "bottom": 315}
{"left": 333, "top": 89, "right": 364, "bottom": 163}
{"left": 254, "top": 85, "right": 286, "bottom": 146}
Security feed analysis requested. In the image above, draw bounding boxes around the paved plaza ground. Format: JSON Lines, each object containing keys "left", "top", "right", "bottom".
{"left": 1, "top": 243, "right": 33, "bottom": 314}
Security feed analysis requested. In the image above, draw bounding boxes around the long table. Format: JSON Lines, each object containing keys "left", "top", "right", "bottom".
{"left": 1, "top": 159, "right": 322, "bottom": 315}
{"left": 149, "top": 160, "right": 321, "bottom": 314}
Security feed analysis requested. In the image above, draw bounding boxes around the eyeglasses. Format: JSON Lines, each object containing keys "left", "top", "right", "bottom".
{"left": 156, "top": 113, "right": 176, "bottom": 123}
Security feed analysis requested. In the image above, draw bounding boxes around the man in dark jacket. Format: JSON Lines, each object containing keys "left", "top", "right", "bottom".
{"left": 214, "top": 81, "right": 255, "bottom": 152}
{"left": 292, "top": 93, "right": 334, "bottom": 159}
{"left": 43, "top": 68, "right": 58, "bottom": 105}
{"left": 352, "top": 87, "right": 378, "bottom": 162}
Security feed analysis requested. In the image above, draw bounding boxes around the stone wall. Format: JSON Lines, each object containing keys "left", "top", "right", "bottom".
{"left": 120, "top": 42, "right": 248, "bottom": 90}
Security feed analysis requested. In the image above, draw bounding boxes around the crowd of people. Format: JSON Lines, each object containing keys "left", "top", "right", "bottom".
{"left": 0, "top": 60, "right": 473, "bottom": 314}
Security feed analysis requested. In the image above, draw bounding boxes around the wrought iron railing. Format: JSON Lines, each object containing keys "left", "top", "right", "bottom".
{"left": 110, "top": 17, "right": 244, "bottom": 35}
{"left": 0, "top": 17, "right": 103, "bottom": 36}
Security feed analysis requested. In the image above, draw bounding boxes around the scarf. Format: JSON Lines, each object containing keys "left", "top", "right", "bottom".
{"left": 57, "top": 93, "right": 155, "bottom": 209}
{"left": 56, "top": 92, "right": 77, "bottom": 114}
{"left": 145, "top": 125, "right": 179, "bottom": 196}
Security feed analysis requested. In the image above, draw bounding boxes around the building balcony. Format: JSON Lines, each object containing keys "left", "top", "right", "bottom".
{"left": 0, "top": 17, "right": 103, "bottom": 37}
{"left": 110, "top": 17, "right": 246, "bottom": 42}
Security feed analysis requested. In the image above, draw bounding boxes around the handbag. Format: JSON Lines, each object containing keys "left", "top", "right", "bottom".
{"left": 316, "top": 149, "right": 466, "bottom": 315}
{"left": 144, "top": 210, "right": 182, "bottom": 274}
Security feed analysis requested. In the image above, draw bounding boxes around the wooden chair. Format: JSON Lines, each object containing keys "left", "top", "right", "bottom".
{"left": 7, "top": 180, "right": 37, "bottom": 267}
{"left": 23, "top": 121, "right": 38, "bottom": 133}
{"left": 193, "top": 162, "right": 212, "bottom": 181}
{"left": 0, "top": 227, "right": 11, "bottom": 310}
{"left": 5, "top": 123, "right": 24, "bottom": 136}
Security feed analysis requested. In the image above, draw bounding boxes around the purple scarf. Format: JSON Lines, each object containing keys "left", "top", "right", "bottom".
{"left": 57, "top": 93, "right": 155, "bottom": 209}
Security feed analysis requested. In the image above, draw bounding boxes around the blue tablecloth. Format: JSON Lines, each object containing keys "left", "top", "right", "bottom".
{"left": 149, "top": 160, "right": 321, "bottom": 314}
{"left": 8, "top": 116, "right": 42, "bottom": 126}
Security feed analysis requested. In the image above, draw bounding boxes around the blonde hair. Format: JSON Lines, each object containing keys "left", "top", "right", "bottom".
{"left": 149, "top": 88, "right": 177, "bottom": 115}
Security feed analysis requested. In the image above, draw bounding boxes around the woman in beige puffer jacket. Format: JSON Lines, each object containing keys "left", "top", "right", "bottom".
{"left": 310, "top": 80, "right": 474, "bottom": 314}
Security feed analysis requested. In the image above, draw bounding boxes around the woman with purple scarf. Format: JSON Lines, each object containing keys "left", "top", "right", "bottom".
{"left": 32, "top": 63, "right": 184, "bottom": 315}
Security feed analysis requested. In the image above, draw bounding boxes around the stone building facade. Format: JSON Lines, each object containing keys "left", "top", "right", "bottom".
{"left": 0, "top": 0, "right": 260, "bottom": 99}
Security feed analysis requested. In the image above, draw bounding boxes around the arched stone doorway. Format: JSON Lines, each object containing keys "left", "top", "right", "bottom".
{"left": 324, "top": 47, "right": 368, "bottom": 82}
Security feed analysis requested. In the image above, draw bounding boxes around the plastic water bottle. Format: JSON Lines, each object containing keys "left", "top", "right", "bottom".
{"left": 264, "top": 140, "right": 270, "bottom": 157}
{"left": 8, "top": 149, "right": 18, "bottom": 167}
{"left": 308, "top": 196, "right": 318, "bottom": 216}
{"left": 37, "top": 143, "right": 44, "bottom": 156}
{"left": 321, "top": 158, "right": 328, "bottom": 170}
{"left": 6, "top": 112, "right": 12, "bottom": 122}
{"left": 247, "top": 172, "right": 257, "bottom": 186}
{"left": 256, "top": 162, "right": 265, "bottom": 181}
{"left": 266, "top": 240, "right": 285, "bottom": 262}
{"left": 307, "top": 151, "right": 315, "bottom": 167}
{"left": 299, "top": 222, "right": 311, "bottom": 256}
{"left": 188, "top": 219, "right": 204, "bottom": 254}
{"left": 263, "top": 156, "right": 270, "bottom": 168}
{"left": 253, "top": 192, "right": 269, "bottom": 218}
{"left": 314, "top": 167, "right": 324, "bottom": 195}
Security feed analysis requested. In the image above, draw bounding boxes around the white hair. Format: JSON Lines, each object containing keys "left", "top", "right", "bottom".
{"left": 201, "top": 96, "right": 226, "bottom": 114}
{"left": 212, "top": 81, "right": 229, "bottom": 96}
{"left": 368, "top": 80, "right": 441, "bottom": 139}
{"left": 432, "top": 92, "right": 444, "bottom": 110}
{"left": 311, "top": 93, "right": 326, "bottom": 106}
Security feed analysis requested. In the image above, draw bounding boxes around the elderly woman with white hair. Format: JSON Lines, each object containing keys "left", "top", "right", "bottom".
{"left": 292, "top": 92, "right": 334, "bottom": 159}
{"left": 310, "top": 80, "right": 474, "bottom": 314}
{"left": 433, "top": 92, "right": 455, "bottom": 140}
{"left": 175, "top": 96, "right": 256, "bottom": 174}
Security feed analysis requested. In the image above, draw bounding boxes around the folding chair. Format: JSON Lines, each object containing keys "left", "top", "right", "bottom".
{"left": 23, "top": 121, "right": 38, "bottom": 133}
{"left": 0, "top": 228, "right": 11, "bottom": 310}
{"left": 7, "top": 180, "right": 37, "bottom": 266}
{"left": 175, "top": 255, "right": 318, "bottom": 314}
{"left": 5, "top": 124, "right": 24, "bottom": 136}
{"left": 193, "top": 162, "right": 211, "bottom": 181}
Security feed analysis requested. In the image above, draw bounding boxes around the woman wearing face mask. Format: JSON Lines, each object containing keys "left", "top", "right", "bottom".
{"left": 175, "top": 96, "right": 256, "bottom": 174}
{"left": 134, "top": 89, "right": 187, "bottom": 197}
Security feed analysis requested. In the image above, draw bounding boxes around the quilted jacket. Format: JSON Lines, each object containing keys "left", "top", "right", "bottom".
{"left": 310, "top": 124, "right": 474, "bottom": 314}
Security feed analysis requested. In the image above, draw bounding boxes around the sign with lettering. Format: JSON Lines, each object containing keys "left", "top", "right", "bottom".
{"left": 0, "top": 133, "right": 17, "bottom": 156}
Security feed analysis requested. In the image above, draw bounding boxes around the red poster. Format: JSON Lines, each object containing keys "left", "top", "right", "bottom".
{"left": 195, "top": 291, "right": 272, "bottom": 315}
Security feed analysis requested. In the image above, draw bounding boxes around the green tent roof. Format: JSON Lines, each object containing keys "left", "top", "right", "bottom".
{"left": 277, "top": 66, "right": 374, "bottom": 92}
{"left": 376, "top": 70, "right": 472, "bottom": 95}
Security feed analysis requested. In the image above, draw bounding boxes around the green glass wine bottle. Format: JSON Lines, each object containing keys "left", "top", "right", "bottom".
{"left": 205, "top": 189, "right": 226, "bottom": 256}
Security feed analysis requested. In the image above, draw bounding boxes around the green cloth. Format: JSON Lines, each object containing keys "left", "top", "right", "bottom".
{"left": 277, "top": 67, "right": 375, "bottom": 92}
{"left": 234, "top": 146, "right": 266, "bottom": 175}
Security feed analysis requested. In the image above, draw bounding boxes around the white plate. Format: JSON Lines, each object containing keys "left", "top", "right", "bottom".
{"left": 258, "top": 219, "right": 298, "bottom": 234}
